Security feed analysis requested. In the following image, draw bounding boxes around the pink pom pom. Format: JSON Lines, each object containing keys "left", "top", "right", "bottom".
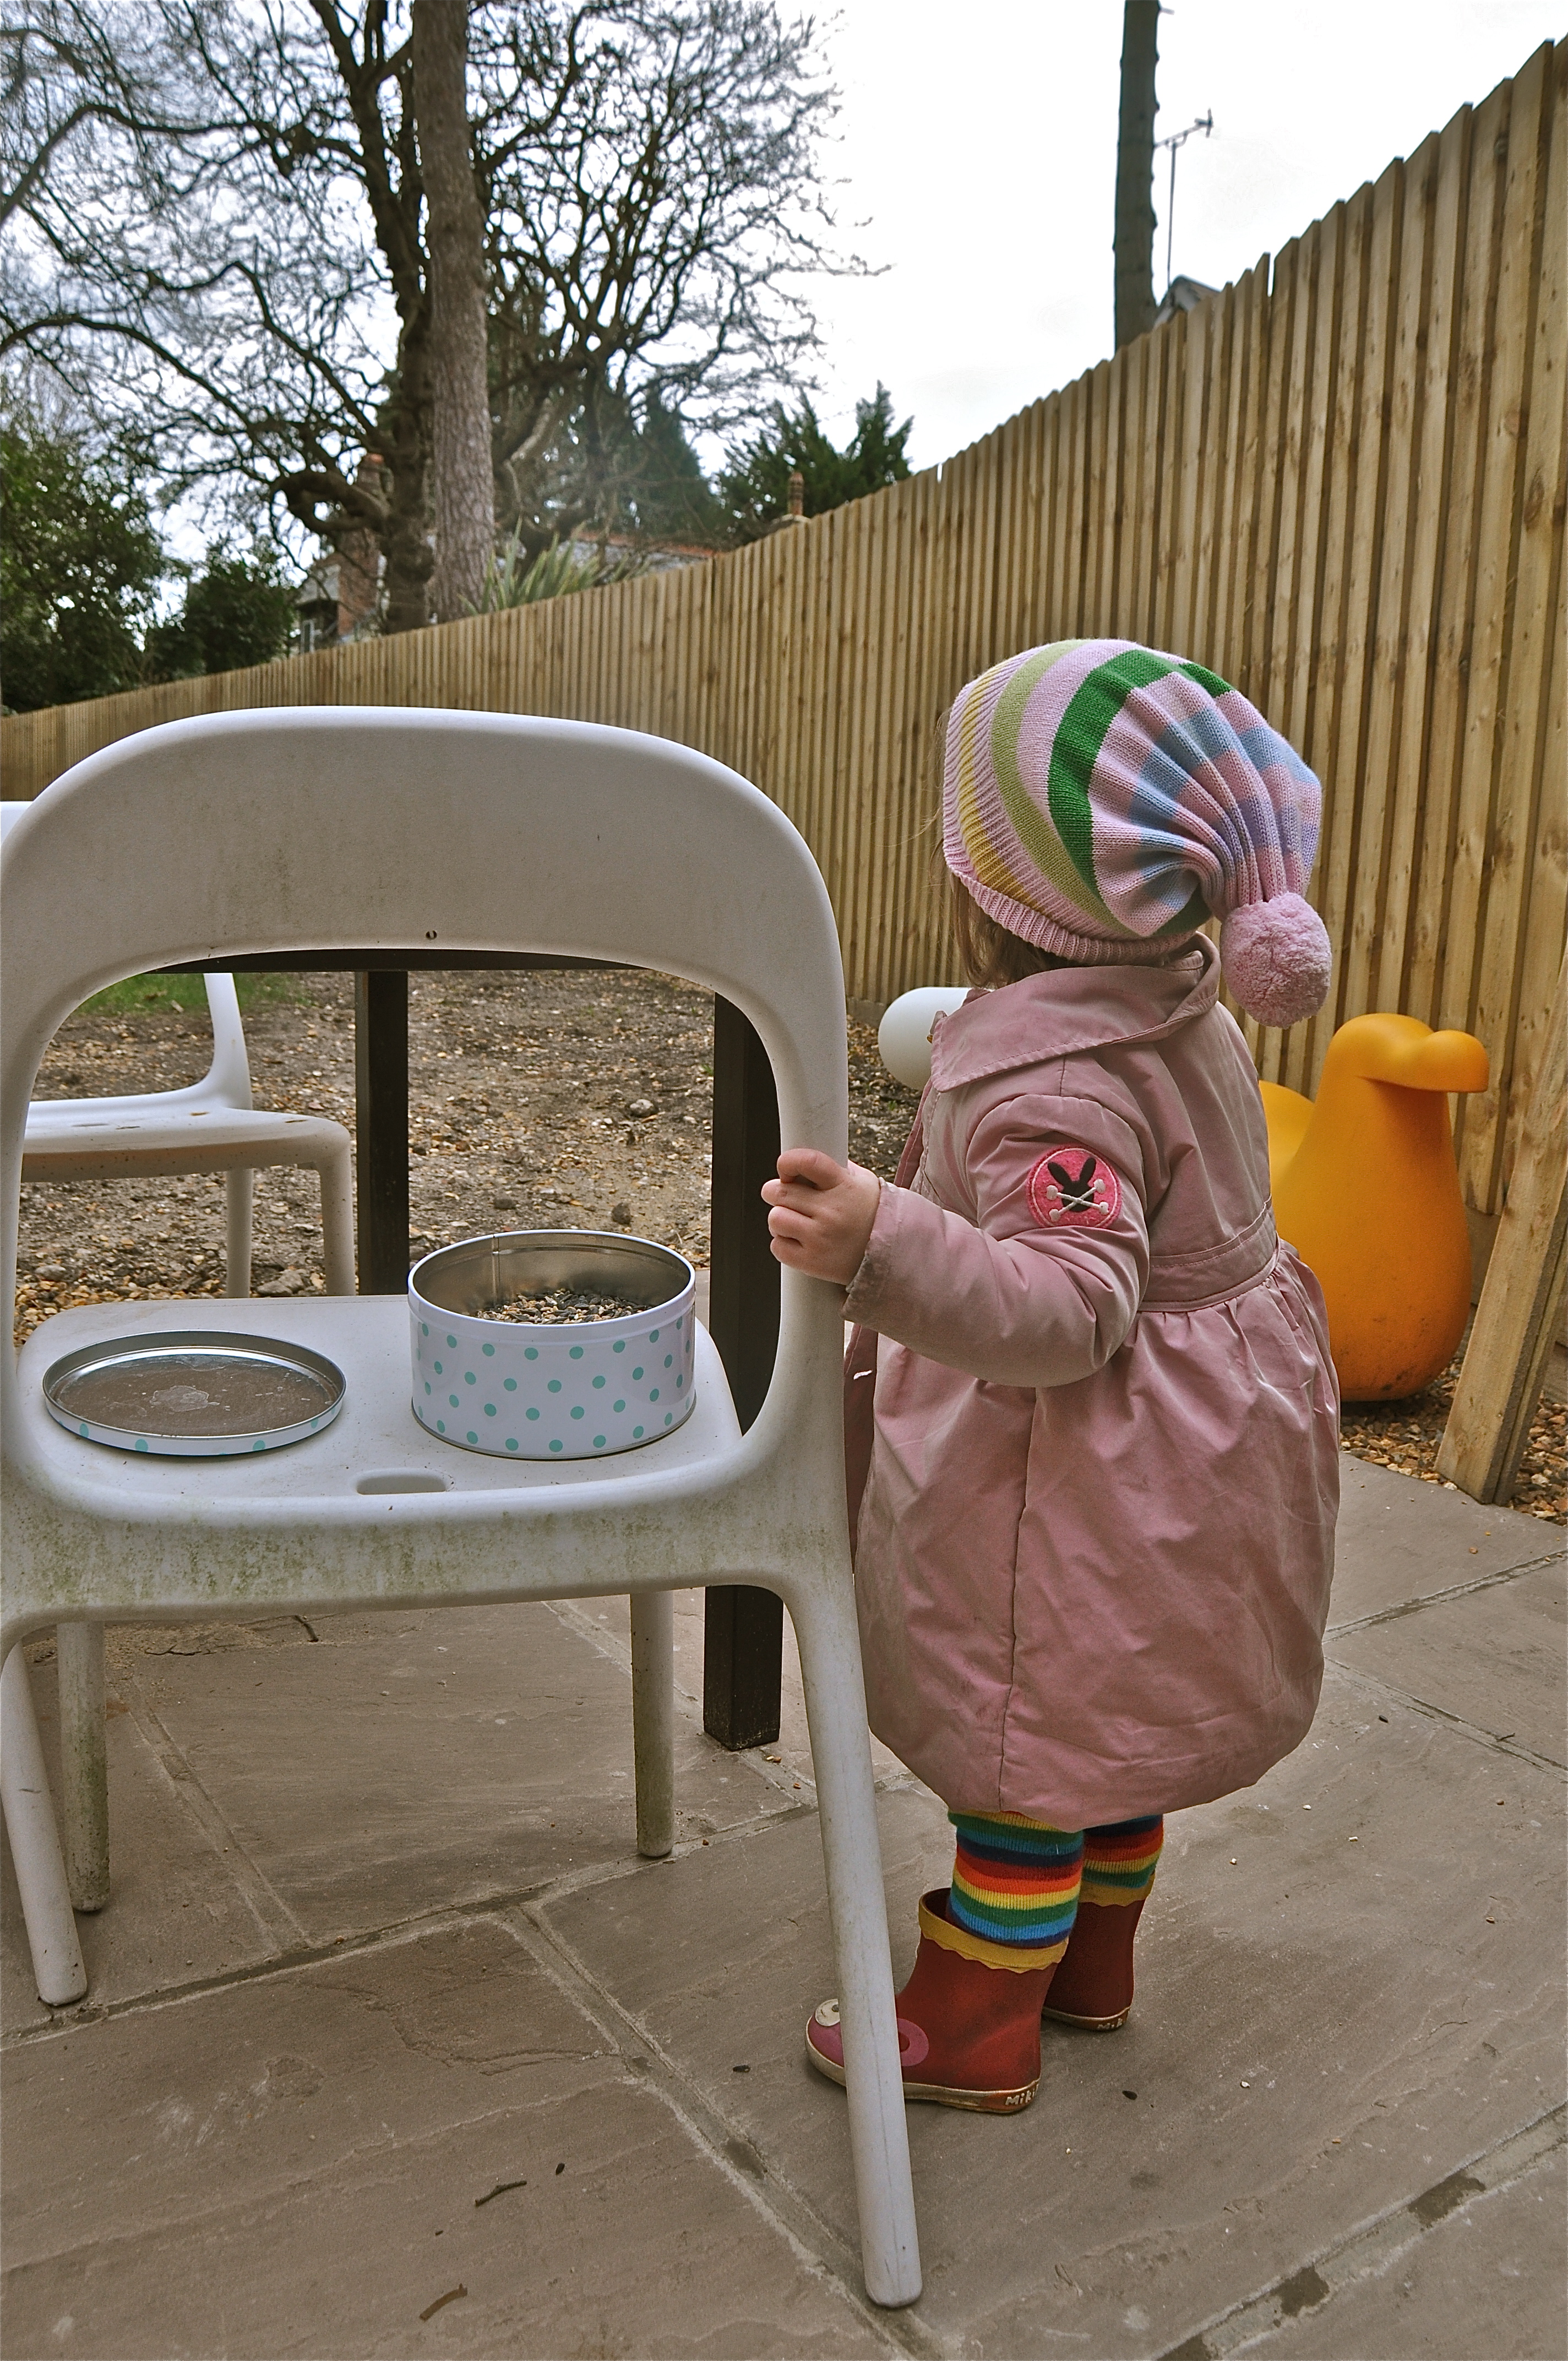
{"left": 1219, "top": 894, "right": 1332, "bottom": 1027}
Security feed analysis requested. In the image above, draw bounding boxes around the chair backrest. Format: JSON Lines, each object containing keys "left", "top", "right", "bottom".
{"left": 3, "top": 708, "right": 848, "bottom": 1369}
{"left": 9, "top": 788, "right": 252, "bottom": 1116}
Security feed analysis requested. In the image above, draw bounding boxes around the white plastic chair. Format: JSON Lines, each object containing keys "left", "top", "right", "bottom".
{"left": 1, "top": 797, "right": 356, "bottom": 1938}
{"left": 0, "top": 710, "right": 922, "bottom": 2308}
{"left": 3, "top": 801, "right": 355, "bottom": 1301}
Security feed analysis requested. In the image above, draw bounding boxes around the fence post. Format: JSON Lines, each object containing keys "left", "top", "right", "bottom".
{"left": 1437, "top": 949, "right": 1567, "bottom": 1503}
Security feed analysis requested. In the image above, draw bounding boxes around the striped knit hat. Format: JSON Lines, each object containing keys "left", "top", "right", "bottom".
{"left": 943, "top": 639, "right": 1333, "bottom": 1027}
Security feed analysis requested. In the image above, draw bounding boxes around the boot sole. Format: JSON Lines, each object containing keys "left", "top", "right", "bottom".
{"left": 805, "top": 2035, "right": 1038, "bottom": 2113}
{"left": 1041, "top": 2003, "right": 1130, "bottom": 2032}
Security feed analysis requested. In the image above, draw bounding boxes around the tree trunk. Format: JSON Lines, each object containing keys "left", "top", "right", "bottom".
{"left": 378, "top": 331, "right": 438, "bottom": 637}
{"left": 1114, "top": 0, "right": 1159, "bottom": 349}
{"left": 411, "top": 0, "right": 492, "bottom": 623}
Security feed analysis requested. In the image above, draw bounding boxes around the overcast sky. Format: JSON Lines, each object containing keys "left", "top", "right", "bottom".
{"left": 804, "top": 1, "right": 1564, "bottom": 470}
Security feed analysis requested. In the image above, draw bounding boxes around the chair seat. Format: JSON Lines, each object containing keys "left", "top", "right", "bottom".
{"left": 15, "top": 1294, "right": 742, "bottom": 1511}
{"left": 23, "top": 1105, "right": 345, "bottom": 1179}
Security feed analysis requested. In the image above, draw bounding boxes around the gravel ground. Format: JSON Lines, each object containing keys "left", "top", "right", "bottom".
{"left": 14, "top": 969, "right": 1563, "bottom": 1526}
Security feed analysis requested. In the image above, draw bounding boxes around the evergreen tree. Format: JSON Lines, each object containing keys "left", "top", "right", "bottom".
{"left": 620, "top": 391, "right": 729, "bottom": 546}
{"left": 718, "top": 384, "right": 913, "bottom": 543}
{"left": 146, "top": 545, "right": 299, "bottom": 679}
{"left": 0, "top": 400, "right": 165, "bottom": 712}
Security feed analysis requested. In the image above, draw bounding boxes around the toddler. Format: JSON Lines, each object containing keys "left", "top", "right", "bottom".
{"left": 764, "top": 640, "right": 1342, "bottom": 2113}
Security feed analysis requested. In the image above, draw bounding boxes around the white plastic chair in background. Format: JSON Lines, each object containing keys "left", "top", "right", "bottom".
{"left": 1, "top": 711, "right": 922, "bottom": 2308}
{"left": 1, "top": 797, "right": 356, "bottom": 1940}
{"left": 3, "top": 803, "right": 354, "bottom": 1301}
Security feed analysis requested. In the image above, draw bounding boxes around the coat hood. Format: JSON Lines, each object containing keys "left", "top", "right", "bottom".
{"left": 929, "top": 936, "right": 1221, "bottom": 1092}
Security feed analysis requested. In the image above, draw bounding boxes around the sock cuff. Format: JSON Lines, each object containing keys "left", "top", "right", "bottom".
{"left": 1079, "top": 1877, "right": 1155, "bottom": 1906}
{"left": 1080, "top": 1814, "right": 1163, "bottom": 1905}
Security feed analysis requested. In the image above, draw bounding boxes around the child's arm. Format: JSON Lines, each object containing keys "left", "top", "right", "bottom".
{"left": 835, "top": 1094, "right": 1152, "bottom": 1388}
{"left": 762, "top": 1148, "right": 881, "bottom": 1284}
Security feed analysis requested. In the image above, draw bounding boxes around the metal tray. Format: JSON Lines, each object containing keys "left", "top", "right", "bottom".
{"left": 42, "top": 1331, "right": 346, "bottom": 1458}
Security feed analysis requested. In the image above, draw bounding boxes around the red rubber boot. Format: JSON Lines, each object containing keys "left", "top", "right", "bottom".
{"left": 805, "top": 1890, "right": 1058, "bottom": 2112}
{"left": 1040, "top": 1896, "right": 1146, "bottom": 2031}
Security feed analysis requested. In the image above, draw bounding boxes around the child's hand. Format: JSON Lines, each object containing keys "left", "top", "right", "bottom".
{"left": 761, "top": 1149, "right": 881, "bottom": 1284}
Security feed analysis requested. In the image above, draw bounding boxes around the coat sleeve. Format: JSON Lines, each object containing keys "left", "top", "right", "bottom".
{"left": 842, "top": 1089, "right": 1150, "bottom": 1386}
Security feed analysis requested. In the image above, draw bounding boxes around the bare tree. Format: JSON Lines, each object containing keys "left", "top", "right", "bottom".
{"left": 1113, "top": 0, "right": 1158, "bottom": 349}
{"left": 411, "top": 0, "right": 490, "bottom": 619}
{"left": 2, "top": 1, "right": 845, "bottom": 632}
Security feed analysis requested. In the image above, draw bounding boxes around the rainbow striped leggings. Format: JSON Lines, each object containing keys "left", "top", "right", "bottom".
{"left": 947, "top": 1811, "right": 1164, "bottom": 1966}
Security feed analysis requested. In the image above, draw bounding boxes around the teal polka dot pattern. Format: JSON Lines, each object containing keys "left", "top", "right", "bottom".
{"left": 409, "top": 1238, "right": 697, "bottom": 1460}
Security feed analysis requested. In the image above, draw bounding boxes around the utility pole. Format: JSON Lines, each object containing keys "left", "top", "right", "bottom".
{"left": 1113, "top": 0, "right": 1160, "bottom": 350}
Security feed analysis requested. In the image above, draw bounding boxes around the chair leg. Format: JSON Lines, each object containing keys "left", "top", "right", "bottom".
{"left": 0, "top": 1646, "right": 88, "bottom": 2006}
{"left": 630, "top": 1590, "right": 675, "bottom": 1859}
{"left": 791, "top": 1579, "right": 922, "bottom": 2308}
{"left": 57, "top": 1623, "right": 108, "bottom": 1912}
{"left": 225, "top": 1166, "right": 254, "bottom": 1296}
{"left": 318, "top": 1144, "right": 356, "bottom": 1295}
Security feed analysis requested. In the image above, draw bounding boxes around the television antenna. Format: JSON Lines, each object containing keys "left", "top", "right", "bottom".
{"left": 1153, "top": 111, "right": 1214, "bottom": 296}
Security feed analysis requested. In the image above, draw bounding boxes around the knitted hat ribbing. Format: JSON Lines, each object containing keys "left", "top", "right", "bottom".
{"left": 943, "top": 639, "right": 1332, "bottom": 1027}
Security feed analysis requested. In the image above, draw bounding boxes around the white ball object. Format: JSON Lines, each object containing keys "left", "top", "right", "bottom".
{"left": 876, "top": 987, "right": 971, "bottom": 1089}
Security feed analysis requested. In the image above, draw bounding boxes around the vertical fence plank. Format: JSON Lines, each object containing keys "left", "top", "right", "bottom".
{"left": 1314, "top": 161, "right": 1402, "bottom": 1096}
{"left": 1358, "top": 138, "right": 1445, "bottom": 1020}
{"left": 1450, "top": 49, "right": 1552, "bottom": 1209}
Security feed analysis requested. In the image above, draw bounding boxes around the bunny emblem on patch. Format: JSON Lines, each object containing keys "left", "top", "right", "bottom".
{"left": 1026, "top": 1145, "right": 1121, "bottom": 1230}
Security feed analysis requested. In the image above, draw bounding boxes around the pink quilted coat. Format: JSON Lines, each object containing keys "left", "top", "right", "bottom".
{"left": 843, "top": 940, "right": 1340, "bottom": 1827}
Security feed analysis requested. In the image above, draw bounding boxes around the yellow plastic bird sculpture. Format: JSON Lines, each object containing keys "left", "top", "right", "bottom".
{"left": 1261, "top": 1014, "right": 1490, "bottom": 1402}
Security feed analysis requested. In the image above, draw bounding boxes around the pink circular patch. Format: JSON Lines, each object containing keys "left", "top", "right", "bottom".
{"left": 897, "top": 2018, "right": 930, "bottom": 2068}
{"left": 1026, "top": 1146, "right": 1122, "bottom": 1230}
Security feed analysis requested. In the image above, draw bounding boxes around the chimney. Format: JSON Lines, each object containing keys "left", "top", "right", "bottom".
{"left": 335, "top": 453, "right": 385, "bottom": 639}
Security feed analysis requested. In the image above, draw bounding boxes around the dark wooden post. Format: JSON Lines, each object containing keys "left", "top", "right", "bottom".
{"left": 354, "top": 969, "right": 411, "bottom": 1293}
{"left": 703, "top": 995, "right": 784, "bottom": 1749}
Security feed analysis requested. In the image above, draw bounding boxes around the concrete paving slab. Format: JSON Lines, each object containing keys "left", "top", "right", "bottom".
{"left": 1, "top": 1918, "right": 885, "bottom": 2361}
{"left": 547, "top": 1663, "right": 1565, "bottom": 2358}
{"left": 1248, "top": 2145, "right": 1566, "bottom": 2360}
{"left": 132, "top": 1602, "right": 787, "bottom": 1943}
{"left": 2, "top": 1657, "right": 285, "bottom": 2033}
{"left": 1328, "top": 1560, "right": 1566, "bottom": 1765}
{"left": 1328, "top": 1459, "right": 1556, "bottom": 1629}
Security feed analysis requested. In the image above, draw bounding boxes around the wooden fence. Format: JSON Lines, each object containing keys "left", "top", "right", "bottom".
{"left": 4, "top": 41, "right": 1562, "bottom": 1228}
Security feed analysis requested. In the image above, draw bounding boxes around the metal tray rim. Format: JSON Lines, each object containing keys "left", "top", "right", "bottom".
{"left": 42, "top": 1329, "right": 347, "bottom": 1457}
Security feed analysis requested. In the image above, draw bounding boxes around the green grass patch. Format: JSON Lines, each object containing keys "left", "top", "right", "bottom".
{"left": 75, "top": 972, "right": 309, "bottom": 1020}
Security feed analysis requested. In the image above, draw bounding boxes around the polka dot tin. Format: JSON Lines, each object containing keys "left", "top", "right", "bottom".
{"left": 409, "top": 1230, "right": 697, "bottom": 1461}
